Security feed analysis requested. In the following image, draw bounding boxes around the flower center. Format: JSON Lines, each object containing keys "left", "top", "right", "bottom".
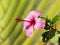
{"left": 30, "top": 19, "right": 35, "bottom": 25}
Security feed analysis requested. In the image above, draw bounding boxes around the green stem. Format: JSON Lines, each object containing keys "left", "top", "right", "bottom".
{"left": 2, "top": 0, "right": 12, "bottom": 10}
{"left": 0, "top": 0, "right": 20, "bottom": 29}
{"left": 36, "top": 0, "right": 54, "bottom": 11}
{"left": 1, "top": 23, "right": 23, "bottom": 45}
{"left": 0, "top": 1, "right": 5, "bottom": 20}
{"left": 13, "top": 31, "right": 26, "bottom": 45}
{"left": 0, "top": 0, "right": 29, "bottom": 41}
{"left": 45, "top": 0, "right": 60, "bottom": 19}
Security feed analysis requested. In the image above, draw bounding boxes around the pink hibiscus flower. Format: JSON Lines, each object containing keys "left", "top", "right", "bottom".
{"left": 16, "top": 10, "right": 45, "bottom": 37}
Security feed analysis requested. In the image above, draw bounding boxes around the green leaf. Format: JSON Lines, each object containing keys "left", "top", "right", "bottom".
{"left": 42, "top": 31, "right": 49, "bottom": 42}
{"left": 42, "top": 29, "right": 56, "bottom": 42}
{"left": 52, "top": 15, "right": 60, "bottom": 24}
{"left": 50, "top": 33, "right": 58, "bottom": 43}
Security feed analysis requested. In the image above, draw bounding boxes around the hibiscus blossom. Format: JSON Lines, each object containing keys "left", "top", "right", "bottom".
{"left": 16, "top": 10, "right": 45, "bottom": 37}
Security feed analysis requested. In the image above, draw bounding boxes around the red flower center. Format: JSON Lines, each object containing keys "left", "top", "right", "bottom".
{"left": 30, "top": 19, "right": 35, "bottom": 25}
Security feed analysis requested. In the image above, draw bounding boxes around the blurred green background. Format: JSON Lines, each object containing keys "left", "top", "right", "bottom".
{"left": 0, "top": 0, "right": 60, "bottom": 45}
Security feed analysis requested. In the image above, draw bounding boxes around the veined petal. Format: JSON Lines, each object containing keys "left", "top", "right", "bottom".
{"left": 23, "top": 21, "right": 31, "bottom": 30}
{"left": 25, "top": 10, "right": 42, "bottom": 21}
{"left": 26, "top": 25, "right": 34, "bottom": 37}
{"left": 34, "top": 18, "right": 45, "bottom": 30}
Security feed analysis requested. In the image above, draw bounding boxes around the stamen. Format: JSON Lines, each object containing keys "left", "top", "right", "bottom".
{"left": 16, "top": 18, "right": 30, "bottom": 22}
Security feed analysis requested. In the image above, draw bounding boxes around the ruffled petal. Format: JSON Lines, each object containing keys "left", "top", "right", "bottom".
{"left": 34, "top": 18, "right": 45, "bottom": 30}
{"left": 26, "top": 25, "right": 34, "bottom": 37}
{"left": 25, "top": 10, "right": 42, "bottom": 21}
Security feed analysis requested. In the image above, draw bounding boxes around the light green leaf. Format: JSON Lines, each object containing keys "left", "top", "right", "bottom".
{"left": 50, "top": 33, "right": 58, "bottom": 43}
{"left": 52, "top": 15, "right": 60, "bottom": 24}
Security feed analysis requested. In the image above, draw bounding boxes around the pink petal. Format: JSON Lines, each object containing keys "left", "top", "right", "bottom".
{"left": 26, "top": 25, "right": 34, "bottom": 37}
{"left": 34, "top": 18, "right": 45, "bottom": 30}
{"left": 25, "top": 10, "right": 42, "bottom": 21}
{"left": 23, "top": 21, "right": 31, "bottom": 30}
{"left": 23, "top": 10, "right": 42, "bottom": 31}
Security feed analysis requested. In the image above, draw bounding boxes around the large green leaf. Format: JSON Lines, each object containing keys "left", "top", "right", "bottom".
{"left": 52, "top": 15, "right": 60, "bottom": 24}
